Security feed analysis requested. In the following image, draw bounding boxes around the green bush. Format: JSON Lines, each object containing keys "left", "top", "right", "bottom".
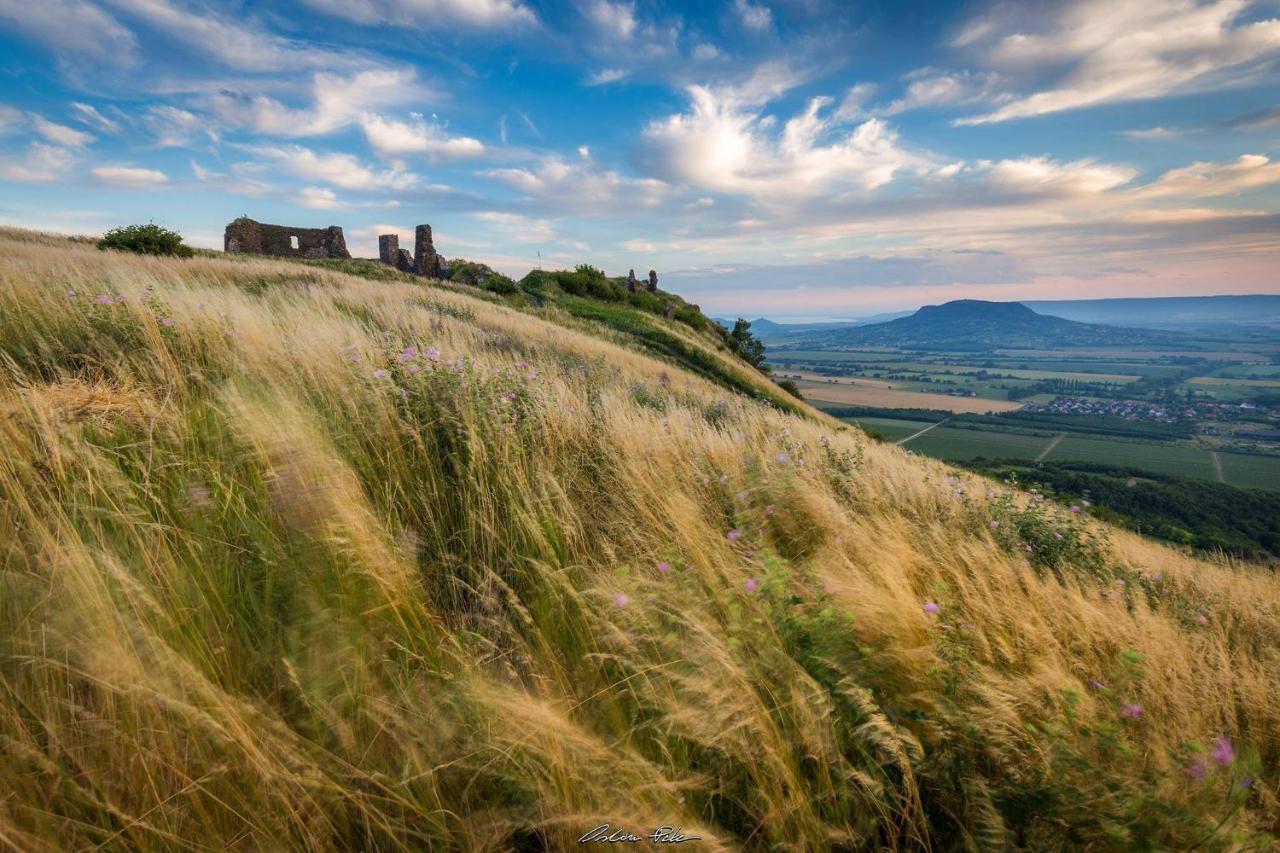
{"left": 97, "top": 223, "right": 194, "bottom": 258}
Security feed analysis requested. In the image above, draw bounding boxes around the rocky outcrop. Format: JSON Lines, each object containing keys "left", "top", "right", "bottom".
{"left": 223, "top": 217, "right": 350, "bottom": 259}
{"left": 627, "top": 269, "right": 638, "bottom": 293}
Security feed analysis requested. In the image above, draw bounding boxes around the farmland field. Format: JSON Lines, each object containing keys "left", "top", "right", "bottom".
{"left": 1216, "top": 452, "right": 1280, "bottom": 491}
{"left": 903, "top": 426, "right": 1052, "bottom": 461}
{"left": 1041, "top": 435, "right": 1217, "bottom": 480}
{"left": 794, "top": 379, "right": 1023, "bottom": 413}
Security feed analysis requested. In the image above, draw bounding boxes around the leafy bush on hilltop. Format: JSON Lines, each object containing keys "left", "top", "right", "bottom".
{"left": 97, "top": 223, "right": 194, "bottom": 258}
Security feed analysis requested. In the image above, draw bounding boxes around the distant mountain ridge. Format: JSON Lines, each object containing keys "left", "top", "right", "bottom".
{"left": 786, "top": 299, "right": 1176, "bottom": 350}
{"left": 1023, "top": 295, "right": 1280, "bottom": 330}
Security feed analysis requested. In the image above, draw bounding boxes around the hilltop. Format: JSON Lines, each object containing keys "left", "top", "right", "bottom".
{"left": 0, "top": 228, "right": 1277, "bottom": 850}
{"left": 795, "top": 299, "right": 1176, "bottom": 350}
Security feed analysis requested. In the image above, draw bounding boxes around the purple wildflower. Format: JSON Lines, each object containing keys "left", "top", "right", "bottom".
{"left": 160, "top": 317, "right": 174, "bottom": 327}
{"left": 727, "top": 528, "right": 743, "bottom": 542}
{"left": 401, "top": 387, "right": 410, "bottom": 400}
{"left": 1054, "top": 532, "right": 1064, "bottom": 540}
{"left": 67, "top": 289, "right": 76, "bottom": 297}
{"left": 1070, "top": 504, "right": 1081, "bottom": 513}
{"left": 923, "top": 601, "right": 940, "bottom": 615}
{"left": 764, "top": 504, "right": 775, "bottom": 516}
{"left": 744, "top": 578, "right": 759, "bottom": 593}
{"left": 372, "top": 369, "right": 387, "bottom": 380}
{"left": 1210, "top": 735, "right": 1235, "bottom": 766}
{"left": 1185, "top": 756, "right": 1209, "bottom": 782}
{"left": 989, "top": 520, "right": 1000, "bottom": 529}
{"left": 614, "top": 593, "right": 629, "bottom": 608}
{"left": 719, "top": 475, "right": 729, "bottom": 486}
{"left": 1088, "top": 678, "right": 1106, "bottom": 691}
{"left": 775, "top": 451, "right": 790, "bottom": 464}
{"left": 1121, "top": 702, "right": 1142, "bottom": 720}
{"left": 398, "top": 346, "right": 417, "bottom": 362}
{"left": 424, "top": 346, "right": 440, "bottom": 362}
{"left": 657, "top": 561, "right": 671, "bottom": 574}
{"left": 95, "top": 294, "right": 113, "bottom": 305}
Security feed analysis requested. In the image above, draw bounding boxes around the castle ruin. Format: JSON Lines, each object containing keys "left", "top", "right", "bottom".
{"left": 223, "top": 217, "right": 350, "bottom": 259}
{"left": 377, "top": 225, "right": 449, "bottom": 279}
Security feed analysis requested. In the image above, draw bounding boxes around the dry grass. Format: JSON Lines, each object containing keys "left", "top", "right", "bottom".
{"left": 0, "top": 231, "right": 1276, "bottom": 850}
{"left": 794, "top": 379, "right": 1024, "bottom": 414}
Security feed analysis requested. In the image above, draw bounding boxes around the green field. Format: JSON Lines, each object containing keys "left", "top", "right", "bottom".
{"left": 846, "top": 416, "right": 935, "bottom": 442}
{"left": 903, "top": 426, "right": 1053, "bottom": 461}
{"left": 1042, "top": 435, "right": 1218, "bottom": 480}
{"left": 833, "top": 416, "right": 1280, "bottom": 492}
{"left": 1216, "top": 452, "right": 1280, "bottom": 491}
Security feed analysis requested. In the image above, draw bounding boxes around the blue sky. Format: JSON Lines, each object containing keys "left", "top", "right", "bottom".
{"left": 1, "top": 0, "right": 1278, "bottom": 319}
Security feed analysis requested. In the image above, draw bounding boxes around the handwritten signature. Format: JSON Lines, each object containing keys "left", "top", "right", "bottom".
{"left": 578, "top": 824, "right": 702, "bottom": 844}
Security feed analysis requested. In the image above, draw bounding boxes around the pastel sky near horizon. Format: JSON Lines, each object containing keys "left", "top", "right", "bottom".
{"left": 1, "top": 0, "right": 1278, "bottom": 319}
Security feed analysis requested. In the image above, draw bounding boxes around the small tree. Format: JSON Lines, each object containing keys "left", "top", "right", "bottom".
{"left": 728, "top": 317, "right": 768, "bottom": 371}
{"left": 97, "top": 223, "right": 194, "bottom": 258}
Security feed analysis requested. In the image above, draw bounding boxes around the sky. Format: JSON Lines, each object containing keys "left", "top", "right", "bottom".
{"left": 1, "top": 0, "right": 1278, "bottom": 319}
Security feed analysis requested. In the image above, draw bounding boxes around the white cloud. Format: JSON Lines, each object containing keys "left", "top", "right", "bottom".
{"left": 974, "top": 156, "right": 1136, "bottom": 196}
{"left": 144, "top": 105, "right": 207, "bottom": 147}
{"left": 242, "top": 144, "right": 420, "bottom": 191}
{"left": 692, "top": 43, "right": 722, "bottom": 61}
{"left": 102, "top": 0, "right": 360, "bottom": 72}
{"left": 92, "top": 165, "right": 169, "bottom": 186}
{"left": 474, "top": 211, "right": 558, "bottom": 243}
{"left": 484, "top": 153, "right": 670, "bottom": 212}
{"left": 0, "top": 143, "right": 78, "bottom": 182}
{"left": 297, "top": 186, "right": 343, "bottom": 209}
{"left": 71, "top": 103, "right": 121, "bottom": 133}
{"left": 955, "top": 0, "right": 1280, "bottom": 124}
{"left": 880, "top": 69, "right": 1003, "bottom": 115}
{"left": 361, "top": 112, "right": 485, "bottom": 158}
{"left": 30, "top": 115, "right": 94, "bottom": 147}
{"left": 210, "top": 69, "right": 427, "bottom": 138}
{"left": 585, "top": 68, "right": 627, "bottom": 86}
{"left": 642, "top": 79, "right": 931, "bottom": 201}
{"left": 1134, "top": 154, "right": 1280, "bottom": 199}
{"left": 733, "top": 0, "right": 772, "bottom": 32}
{"left": 1123, "top": 126, "right": 1183, "bottom": 140}
{"left": 583, "top": 0, "right": 637, "bottom": 39}
{"left": 298, "top": 0, "right": 536, "bottom": 28}
{"left": 0, "top": 105, "right": 21, "bottom": 133}
{"left": 0, "top": 0, "right": 138, "bottom": 67}
{"left": 834, "top": 83, "right": 876, "bottom": 121}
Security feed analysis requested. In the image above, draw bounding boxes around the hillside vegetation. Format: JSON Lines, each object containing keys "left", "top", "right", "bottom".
{"left": 1, "top": 228, "right": 1277, "bottom": 850}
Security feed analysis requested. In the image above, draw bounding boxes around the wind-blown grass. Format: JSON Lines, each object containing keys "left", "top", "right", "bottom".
{"left": 0, "top": 229, "right": 1276, "bottom": 850}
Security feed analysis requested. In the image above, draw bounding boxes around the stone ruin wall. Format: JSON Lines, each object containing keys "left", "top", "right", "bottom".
{"left": 224, "top": 217, "right": 350, "bottom": 259}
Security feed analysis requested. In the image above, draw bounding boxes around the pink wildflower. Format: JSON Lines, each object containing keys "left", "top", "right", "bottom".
{"left": 727, "top": 528, "right": 743, "bottom": 542}
{"left": 989, "top": 520, "right": 1000, "bottom": 529}
{"left": 1121, "top": 702, "right": 1142, "bottom": 720}
{"left": 67, "top": 289, "right": 76, "bottom": 297}
{"left": 744, "top": 578, "right": 759, "bottom": 593}
{"left": 398, "top": 346, "right": 417, "bottom": 362}
{"left": 1210, "top": 735, "right": 1235, "bottom": 766}
{"left": 1070, "top": 505, "right": 1081, "bottom": 513}
{"left": 160, "top": 317, "right": 173, "bottom": 327}
{"left": 923, "top": 601, "right": 940, "bottom": 614}
{"left": 1186, "top": 756, "right": 1209, "bottom": 782}
{"left": 95, "top": 294, "right": 113, "bottom": 305}
{"left": 775, "top": 451, "right": 790, "bottom": 464}
{"left": 424, "top": 346, "right": 440, "bottom": 362}
{"left": 614, "top": 593, "right": 629, "bottom": 608}
{"left": 764, "top": 504, "right": 775, "bottom": 516}
{"left": 657, "top": 561, "right": 671, "bottom": 574}
{"left": 372, "top": 369, "right": 387, "bottom": 380}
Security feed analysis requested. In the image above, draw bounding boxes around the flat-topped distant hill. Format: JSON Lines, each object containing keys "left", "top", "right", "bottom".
{"left": 792, "top": 299, "right": 1178, "bottom": 350}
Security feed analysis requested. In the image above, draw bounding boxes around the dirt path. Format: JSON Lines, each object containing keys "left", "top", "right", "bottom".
{"left": 898, "top": 418, "right": 950, "bottom": 446}
{"left": 1035, "top": 433, "right": 1065, "bottom": 463}
{"left": 1210, "top": 450, "right": 1225, "bottom": 483}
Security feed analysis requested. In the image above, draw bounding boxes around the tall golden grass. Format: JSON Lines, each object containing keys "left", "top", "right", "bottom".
{"left": 0, "top": 229, "right": 1276, "bottom": 850}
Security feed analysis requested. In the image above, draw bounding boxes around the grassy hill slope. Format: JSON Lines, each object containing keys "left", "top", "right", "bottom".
{"left": 1, "top": 229, "right": 1277, "bottom": 850}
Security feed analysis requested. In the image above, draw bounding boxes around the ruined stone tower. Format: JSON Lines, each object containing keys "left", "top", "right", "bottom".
{"left": 413, "top": 225, "right": 442, "bottom": 278}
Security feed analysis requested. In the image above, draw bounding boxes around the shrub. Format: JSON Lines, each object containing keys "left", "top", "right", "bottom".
{"left": 97, "top": 223, "right": 194, "bottom": 258}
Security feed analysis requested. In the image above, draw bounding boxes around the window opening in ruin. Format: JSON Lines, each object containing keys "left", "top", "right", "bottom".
{"left": 290, "top": 235, "right": 299, "bottom": 250}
